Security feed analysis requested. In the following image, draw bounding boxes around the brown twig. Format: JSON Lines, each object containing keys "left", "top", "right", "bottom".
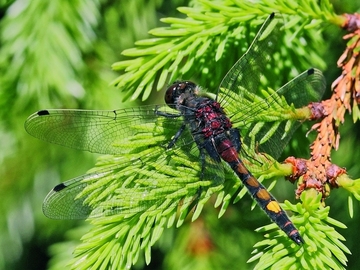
{"left": 285, "top": 13, "right": 360, "bottom": 201}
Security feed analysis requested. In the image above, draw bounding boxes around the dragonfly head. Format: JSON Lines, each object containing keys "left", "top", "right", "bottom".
{"left": 165, "top": 81, "right": 198, "bottom": 109}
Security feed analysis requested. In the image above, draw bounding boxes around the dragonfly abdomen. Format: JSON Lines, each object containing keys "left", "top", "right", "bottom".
{"left": 216, "top": 137, "right": 304, "bottom": 245}
{"left": 235, "top": 161, "right": 303, "bottom": 245}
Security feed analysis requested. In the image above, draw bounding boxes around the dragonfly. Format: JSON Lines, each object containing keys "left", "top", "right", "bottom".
{"left": 25, "top": 13, "right": 326, "bottom": 245}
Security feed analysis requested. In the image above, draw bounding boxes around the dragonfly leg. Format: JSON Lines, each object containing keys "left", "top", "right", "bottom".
{"left": 179, "top": 144, "right": 209, "bottom": 218}
{"left": 167, "top": 123, "right": 186, "bottom": 149}
{"left": 195, "top": 145, "right": 208, "bottom": 202}
{"left": 155, "top": 106, "right": 186, "bottom": 149}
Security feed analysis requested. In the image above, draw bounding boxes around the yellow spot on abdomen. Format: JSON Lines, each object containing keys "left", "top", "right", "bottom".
{"left": 266, "top": 201, "right": 282, "bottom": 213}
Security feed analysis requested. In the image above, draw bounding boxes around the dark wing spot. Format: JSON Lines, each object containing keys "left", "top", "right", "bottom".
{"left": 37, "top": 110, "right": 50, "bottom": 116}
{"left": 53, "top": 183, "right": 66, "bottom": 192}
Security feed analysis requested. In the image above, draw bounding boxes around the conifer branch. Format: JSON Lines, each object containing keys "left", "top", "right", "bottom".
{"left": 39, "top": 1, "right": 360, "bottom": 269}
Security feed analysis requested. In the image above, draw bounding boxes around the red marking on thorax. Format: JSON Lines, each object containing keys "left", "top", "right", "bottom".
{"left": 196, "top": 101, "right": 232, "bottom": 138}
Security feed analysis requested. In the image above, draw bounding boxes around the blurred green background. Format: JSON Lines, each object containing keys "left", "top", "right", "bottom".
{"left": 0, "top": 0, "right": 359, "bottom": 269}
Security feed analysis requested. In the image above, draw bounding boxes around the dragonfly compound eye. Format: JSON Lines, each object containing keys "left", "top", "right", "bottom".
{"left": 165, "top": 82, "right": 179, "bottom": 106}
{"left": 165, "top": 81, "right": 198, "bottom": 106}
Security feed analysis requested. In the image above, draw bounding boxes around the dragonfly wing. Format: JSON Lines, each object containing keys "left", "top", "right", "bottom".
{"left": 43, "top": 171, "right": 102, "bottom": 219}
{"left": 44, "top": 149, "right": 228, "bottom": 219}
{"left": 215, "top": 12, "right": 326, "bottom": 161}
{"left": 42, "top": 145, "right": 203, "bottom": 219}
{"left": 258, "top": 68, "right": 326, "bottom": 158}
{"left": 277, "top": 68, "right": 325, "bottom": 107}
{"left": 237, "top": 68, "right": 326, "bottom": 160}
{"left": 217, "top": 12, "right": 283, "bottom": 106}
{"left": 25, "top": 105, "right": 185, "bottom": 155}
{"left": 40, "top": 113, "right": 226, "bottom": 219}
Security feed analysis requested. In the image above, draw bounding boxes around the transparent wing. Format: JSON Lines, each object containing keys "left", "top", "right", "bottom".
{"left": 25, "top": 105, "right": 184, "bottom": 155}
{"left": 254, "top": 68, "right": 325, "bottom": 158}
{"left": 226, "top": 68, "right": 326, "bottom": 160}
{"left": 42, "top": 142, "right": 225, "bottom": 220}
{"left": 42, "top": 154, "right": 186, "bottom": 219}
{"left": 216, "top": 13, "right": 326, "bottom": 160}
{"left": 217, "top": 12, "right": 283, "bottom": 106}
{"left": 43, "top": 171, "right": 99, "bottom": 219}
{"left": 28, "top": 106, "right": 226, "bottom": 219}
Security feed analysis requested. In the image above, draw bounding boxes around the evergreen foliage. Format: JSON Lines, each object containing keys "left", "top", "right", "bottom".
{"left": 1, "top": 0, "right": 360, "bottom": 269}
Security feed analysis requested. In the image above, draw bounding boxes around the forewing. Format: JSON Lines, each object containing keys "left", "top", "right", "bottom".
{"left": 25, "top": 105, "right": 185, "bottom": 155}
{"left": 216, "top": 12, "right": 326, "bottom": 161}
{"left": 217, "top": 12, "right": 283, "bottom": 106}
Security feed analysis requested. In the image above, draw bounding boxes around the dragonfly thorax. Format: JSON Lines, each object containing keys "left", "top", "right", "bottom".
{"left": 193, "top": 100, "right": 233, "bottom": 138}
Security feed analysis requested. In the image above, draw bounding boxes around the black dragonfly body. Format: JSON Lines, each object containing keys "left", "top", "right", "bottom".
{"left": 164, "top": 80, "right": 303, "bottom": 244}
